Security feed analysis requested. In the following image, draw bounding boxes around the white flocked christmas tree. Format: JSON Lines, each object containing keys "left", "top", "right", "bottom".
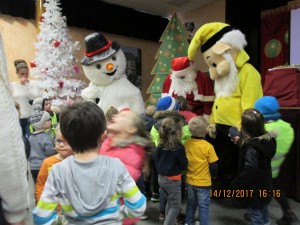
{"left": 31, "top": 0, "right": 85, "bottom": 106}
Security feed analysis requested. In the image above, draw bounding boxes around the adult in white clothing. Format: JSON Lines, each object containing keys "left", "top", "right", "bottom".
{"left": 0, "top": 33, "right": 30, "bottom": 225}
{"left": 10, "top": 59, "right": 41, "bottom": 137}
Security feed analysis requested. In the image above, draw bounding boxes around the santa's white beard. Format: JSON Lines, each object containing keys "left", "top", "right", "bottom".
{"left": 214, "top": 53, "right": 239, "bottom": 98}
{"left": 170, "top": 71, "right": 197, "bottom": 97}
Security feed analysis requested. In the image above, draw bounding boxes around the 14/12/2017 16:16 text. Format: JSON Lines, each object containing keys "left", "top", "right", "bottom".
{"left": 210, "top": 189, "right": 281, "bottom": 198}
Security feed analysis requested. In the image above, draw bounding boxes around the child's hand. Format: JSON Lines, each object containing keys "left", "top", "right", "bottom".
{"left": 231, "top": 136, "right": 240, "bottom": 144}
{"left": 228, "top": 127, "right": 240, "bottom": 144}
{"left": 207, "top": 124, "right": 217, "bottom": 139}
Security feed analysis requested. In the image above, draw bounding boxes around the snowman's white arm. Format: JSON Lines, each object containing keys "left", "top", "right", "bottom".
{"left": 81, "top": 82, "right": 102, "bottom": 101}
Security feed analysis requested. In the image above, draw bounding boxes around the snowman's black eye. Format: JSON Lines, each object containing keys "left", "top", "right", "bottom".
{"left": 96, "top": 64, "right": 101, "bottom": 70}
{"left": 112, "top": 56, "right": 116, "bottom": 61}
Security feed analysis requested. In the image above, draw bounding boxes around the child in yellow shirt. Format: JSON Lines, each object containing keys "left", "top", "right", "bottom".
{"left": 184, "top": 116, "right": 218, "bottom": 225}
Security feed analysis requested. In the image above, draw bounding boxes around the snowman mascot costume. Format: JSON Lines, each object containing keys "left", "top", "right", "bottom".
{"left": 81, "top": 33, "right": 144, "bottom": 114}
{"left": 188, "top": 22, "right": 263, "bottom": 188}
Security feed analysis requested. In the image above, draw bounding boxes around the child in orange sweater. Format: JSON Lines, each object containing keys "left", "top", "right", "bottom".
{"left": 35, "top": 126, "right": 73, "bottom": 202}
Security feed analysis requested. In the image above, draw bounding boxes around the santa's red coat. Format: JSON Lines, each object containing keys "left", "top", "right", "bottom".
{"left": 162, "top": 71, "right": 214, "bottom": 116}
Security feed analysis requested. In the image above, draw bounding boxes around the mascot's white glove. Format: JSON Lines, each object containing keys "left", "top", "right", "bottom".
{"left": 207, "top": 123, "right": 217, "bottom": 139}
{"left": 81, "top": 82, "right": 101, "bottom": 102}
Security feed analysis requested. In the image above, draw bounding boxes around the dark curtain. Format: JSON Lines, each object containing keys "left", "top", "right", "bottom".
{"left": 279, "top": 108, "right": 300, "bottom": 201}
{"left": 261, "top": 10, "right": 290, "bottom": 83}
{"left": 264, "top": 68, "right": 300, "bottom": 107}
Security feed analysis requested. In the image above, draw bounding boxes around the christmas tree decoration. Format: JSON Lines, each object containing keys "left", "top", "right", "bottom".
{"left": 58, "top": 80, "right": 64, "bottom": 89}
{"left": 53, "top": 40, "right": 60, "bottom": 48}
{"left": 31, "top": 0, "right": 86, "bottom": 106}
{"left": 146, "top": 13, "right": 189, "bottom": 105}
{"left": 40, "top": 68, "right": 47, "bottom": 74}
{"left": 73, "top": 65, "right": 80, "bottom": 74}
{"left": 30, "top": 61, "right": 37, "bottom": 68}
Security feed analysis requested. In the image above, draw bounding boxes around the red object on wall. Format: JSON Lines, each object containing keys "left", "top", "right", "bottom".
{"left": 263, "top": 68, "right": 300, "bottom": 106}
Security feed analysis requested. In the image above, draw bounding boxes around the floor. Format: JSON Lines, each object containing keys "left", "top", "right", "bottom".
{"left": 27, "top": 172, "right": 300, "bottom": 225}
{"left": 138, "top": 197, "right": 300, "bottom": 225}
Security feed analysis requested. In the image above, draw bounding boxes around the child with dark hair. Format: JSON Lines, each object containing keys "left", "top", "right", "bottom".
{"left": 151, "top": 96, "right": 191, "bottom": 147}
{"left": 230, "top": 108, "right": 276, "bottom": 225}
{"left": 11, "top": 59, "right": 41, "bottom": 137}
{"left": 30, "top": 97, "right": 59, "bottom": 138}
{"left": 153, "top": 117, "right": 188, "bottom": 225}
{"left": 254, "top": 96, "right": 299, "bottom": 225}
{"left": 33, "top": 101, "right": 146, "bottom": 225}
{"left": 184, "top": 116, "right": 218, "bottom": 225}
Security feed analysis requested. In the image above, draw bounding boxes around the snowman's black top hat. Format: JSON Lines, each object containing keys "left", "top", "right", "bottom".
{"left": 81, "top": 33, "right": 120, "bottom": 66}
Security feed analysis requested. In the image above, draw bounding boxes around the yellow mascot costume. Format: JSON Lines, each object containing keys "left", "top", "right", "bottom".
{"left": 188, "top": 22, "right": 263, "bottom": 188}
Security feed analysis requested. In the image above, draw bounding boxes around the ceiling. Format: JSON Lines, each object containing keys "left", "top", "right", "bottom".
{"left": 101, "top": 0, "right": 216, "bottom": 18}
{"left": 0, "top": 0, "right": 291, "bottom": 42}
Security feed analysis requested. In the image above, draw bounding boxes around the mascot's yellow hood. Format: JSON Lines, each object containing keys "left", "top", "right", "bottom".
{"left": 188, "top": 22, "right": 230, "bottom": 60}
{"left": 188, "top": 22, "right": 250, "bottom": 67}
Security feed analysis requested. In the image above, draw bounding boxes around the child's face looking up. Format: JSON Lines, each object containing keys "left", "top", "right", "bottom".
{"left": 107, "top": 111, "right": 137, "bottom": 135}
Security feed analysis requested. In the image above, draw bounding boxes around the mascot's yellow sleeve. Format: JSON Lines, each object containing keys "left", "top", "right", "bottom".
{"left": 210, "top": 63, "right": 263, "bottom": 127}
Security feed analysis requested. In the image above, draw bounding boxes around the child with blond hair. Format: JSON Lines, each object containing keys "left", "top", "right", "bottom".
{"left": 105, "top": 106, "right": 119, "bottom": 125}
{"left": 184, "top": 116, "right": 218, "bottom": 225}
{"left": 99, "top": 109, "right": 153, "bottom": 224}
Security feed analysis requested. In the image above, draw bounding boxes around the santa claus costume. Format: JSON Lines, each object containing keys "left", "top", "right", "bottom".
{"left": 161, "top": 56, "right": 214, "bottom": 119}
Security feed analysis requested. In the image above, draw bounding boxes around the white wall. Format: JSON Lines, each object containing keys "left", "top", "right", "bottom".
{"left": 290, "top": 8, "right": 300, "bottom": 64}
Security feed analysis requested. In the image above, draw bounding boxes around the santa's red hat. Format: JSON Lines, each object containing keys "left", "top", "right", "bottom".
{"left": 171, "top": 56, "right": 192, "bottom": 76}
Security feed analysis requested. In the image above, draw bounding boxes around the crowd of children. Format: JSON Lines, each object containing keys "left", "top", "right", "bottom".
{"left": 6, "top": 85, "right": 299, "bottom": 225}
{"left": 33, "top": 101, "right": 146, "bottom": 224}
{"left": 8, "top": 92, "right": 297, "bottom": 225}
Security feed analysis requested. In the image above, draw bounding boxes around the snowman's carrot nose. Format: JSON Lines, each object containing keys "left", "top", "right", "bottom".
{"left": 106, "top": 63, "right": 114, "bottom": 71}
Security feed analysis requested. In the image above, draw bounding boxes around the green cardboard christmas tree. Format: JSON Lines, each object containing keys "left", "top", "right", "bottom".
{"left": 146, "top": 13, "right": 189, "bottom": 105}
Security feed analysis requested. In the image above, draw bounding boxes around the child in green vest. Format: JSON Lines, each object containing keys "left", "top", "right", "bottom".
{"left": 30, "top": 98, "right": 59, "bottom": 138}
{"left": 255, "top": 96, "right": 299, "bottom": 225}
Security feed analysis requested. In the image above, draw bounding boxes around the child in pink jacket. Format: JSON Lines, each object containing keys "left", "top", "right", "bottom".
{"left": 99, "top": 109, "right": 153, "bottom": 224}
